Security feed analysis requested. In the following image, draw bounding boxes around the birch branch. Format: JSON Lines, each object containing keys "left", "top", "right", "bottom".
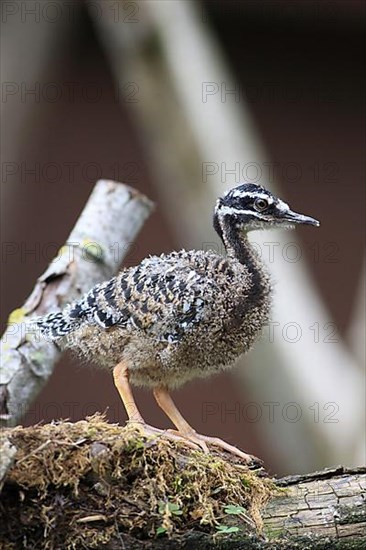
{"left": 0, "top": 180, "right": 154, "bottom": 428}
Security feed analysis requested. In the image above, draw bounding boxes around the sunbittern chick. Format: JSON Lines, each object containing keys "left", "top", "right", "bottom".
{"left": 34, "top": 184, "right": 319, "bottom": 462}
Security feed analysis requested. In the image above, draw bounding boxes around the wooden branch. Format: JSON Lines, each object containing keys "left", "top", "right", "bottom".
{"left": 264, "top": 466, "right": 366, "bottom": 545}
{"left": 0, "top": 418, "right": 365, "bottom": 549}
{"left": 0, "top": 180, "right": 154, "bottom": 428}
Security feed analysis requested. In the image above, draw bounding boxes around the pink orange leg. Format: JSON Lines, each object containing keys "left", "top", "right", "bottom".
{"left": 113, "top": 362, "right": 201, "bottom": 450}
{"left": 113, "top": 361, "right": 144, "bottom": 423}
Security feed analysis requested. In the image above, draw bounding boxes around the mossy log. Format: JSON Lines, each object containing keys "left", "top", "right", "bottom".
{"left": 0, "top": 416, "right": 365, "bottom": 549}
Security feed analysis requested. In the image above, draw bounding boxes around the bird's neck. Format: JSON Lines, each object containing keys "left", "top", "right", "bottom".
{"left": 222, "top": 220, "right": 257, "bottom": 269}
{"left": 214, "top": 214, "right": 269, "bottom": 297}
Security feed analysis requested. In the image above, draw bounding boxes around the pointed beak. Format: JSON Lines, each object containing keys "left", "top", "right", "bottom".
{"left": 282, "top": 209, "right": 320, "bottom": 227}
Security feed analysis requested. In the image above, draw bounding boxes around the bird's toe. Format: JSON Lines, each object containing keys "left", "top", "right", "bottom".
{"left": 167, "top": 429, "right": 209, "bottom": 453}
{"left": 188, "top": 433, "right": 258, "bottom": 464}
{"left": 206, "top": 437, "right": 262, "bottom": 466}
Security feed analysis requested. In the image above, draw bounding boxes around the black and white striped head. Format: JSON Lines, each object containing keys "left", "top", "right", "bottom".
{"left": 214, "top": 183, "right": 319, "bottom": 236}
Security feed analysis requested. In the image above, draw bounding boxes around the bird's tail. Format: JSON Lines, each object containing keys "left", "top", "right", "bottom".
{"left": 32, "top": 310, "right": 80, "bottom": 341}
{"left": 29, "top": 278, "right": 117, "bottom": 341}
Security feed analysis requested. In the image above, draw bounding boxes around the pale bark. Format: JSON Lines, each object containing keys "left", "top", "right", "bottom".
{"left": 0, "top": 180, "right": 154, "bottom": 427}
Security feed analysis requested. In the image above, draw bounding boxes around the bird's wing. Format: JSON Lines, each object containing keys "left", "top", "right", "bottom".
{"left": 66, "top": 253, "right": 216, "bottom": 343}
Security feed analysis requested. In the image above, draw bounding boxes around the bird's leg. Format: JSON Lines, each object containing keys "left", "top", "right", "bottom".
{"left": 153, "top": 386, "right": 255, "bottom": 463}
{"left": 112, "top": 362, "right": 201, "bottom": 450}
{"left": 113, "top": 361, "right": 145, "bottom": 424}
{"left": 152, "top": 386, "right": 208, "bottom": 452}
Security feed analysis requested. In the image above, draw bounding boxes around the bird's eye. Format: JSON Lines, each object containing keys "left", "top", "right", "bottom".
{"left": 254, "top": 198, "right": 269, "bottom": 211}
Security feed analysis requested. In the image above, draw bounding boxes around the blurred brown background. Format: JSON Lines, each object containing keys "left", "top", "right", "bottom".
{"left": 1, "top": 1, "right": 365, "bottom": 476}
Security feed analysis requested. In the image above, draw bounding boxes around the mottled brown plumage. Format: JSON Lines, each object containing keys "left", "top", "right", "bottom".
{"left": 35, "top": 183, "right": 319, "bottom": 462}
{"left": 63, "top": 248, "right": 270, "bottom": 388}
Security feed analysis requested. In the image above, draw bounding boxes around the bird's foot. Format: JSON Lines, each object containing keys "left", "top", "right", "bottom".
{"left": 126, "top": 421, "right": 202, "bottom": 451}
{"left": 195, "top": 433, "right": 258, "bottom": 464}
{"left": 126, "top": 420, "right": 164, "bottom": 437}
{"left": 168, "top": 429, "right": 258, "bottom": 464}
{"left": 125, "top": 423, "right": 259, "bottom": 464}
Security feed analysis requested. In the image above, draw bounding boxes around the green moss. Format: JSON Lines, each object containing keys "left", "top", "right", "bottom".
{"left": 1, "top": 414, "right": 274, "bottom": 548}
{"left": 336, "top": 504, "right": 366, "bottom": 525}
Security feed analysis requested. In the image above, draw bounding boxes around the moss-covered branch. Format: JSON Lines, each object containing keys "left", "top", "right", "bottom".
{"left": 0, "top": 417, "right": 365, "bottom": 549}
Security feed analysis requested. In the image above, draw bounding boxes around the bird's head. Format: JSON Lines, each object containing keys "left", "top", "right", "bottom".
{"left": 214, "top": 183, "right": 320, "bottom": 236}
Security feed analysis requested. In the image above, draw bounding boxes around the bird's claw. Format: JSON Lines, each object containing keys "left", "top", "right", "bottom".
{"left": 167, "top": 429, "right": 209, "bottom": 453}
{"left": 168, "top": 429, "right": 256, "bottom": 464}
{"left": 196, "top": 434, "right": 257, "bottom": 464}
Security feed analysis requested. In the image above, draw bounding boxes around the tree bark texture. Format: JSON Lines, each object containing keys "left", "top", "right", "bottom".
{"left": 0, "top": 181, "right": 154, "bottom": 428}
{"left": 263, "top": 466, "right": 366, "bottom": 548}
